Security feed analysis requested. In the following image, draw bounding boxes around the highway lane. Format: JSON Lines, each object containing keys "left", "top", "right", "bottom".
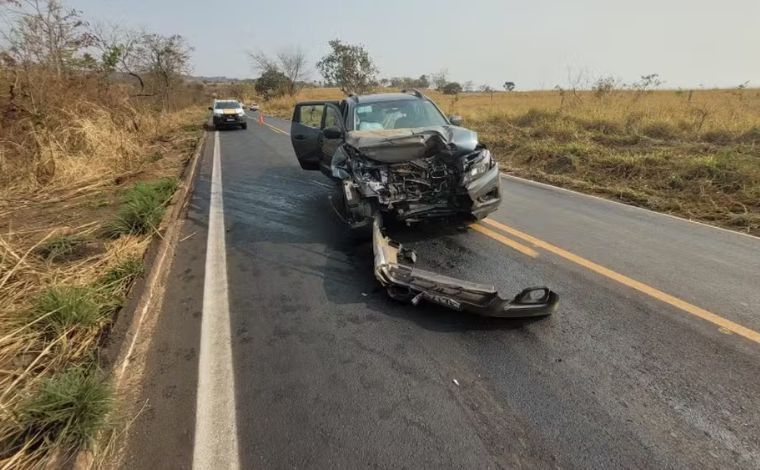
{"left": 121, "top": 114, "right": 760, "bottom": 469}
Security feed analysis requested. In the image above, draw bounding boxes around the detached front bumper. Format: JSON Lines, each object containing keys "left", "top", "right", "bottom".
{"left": 372, "top": 215, "right": 558, "bottom": 318}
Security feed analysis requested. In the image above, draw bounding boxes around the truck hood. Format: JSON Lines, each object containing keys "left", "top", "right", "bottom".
{"left": 345, "top": 125, "right": 478, "bottom": 163}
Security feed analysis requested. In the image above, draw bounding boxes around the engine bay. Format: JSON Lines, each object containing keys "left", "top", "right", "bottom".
{"left": 352, "top": 154, "right": 457, "bottom": 207}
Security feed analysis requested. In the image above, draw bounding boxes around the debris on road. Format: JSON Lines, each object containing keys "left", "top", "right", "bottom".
{"left": 372, "top": 213, "right": 558, "bottom": 317}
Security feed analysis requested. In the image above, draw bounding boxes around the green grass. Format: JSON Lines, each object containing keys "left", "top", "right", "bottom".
{"left": 33, "top": 286, "right": 104, "bottom": 335}
{"left": 36, "top": 234, "right": 85, "bottom": 262}
{"left": 32, "top": 257, "right": 145, "bottom": 336}
{"left": 98, "top": 257, "right": 144, "bottom": 294}
{"left": 107, "top": 178, "right": 179, "bottom": 237}
{"left": 97, "top": 257, "right": 145, "bottom": 314}
{"left": 17, "top": 366, "right": 112, "bottom": 452}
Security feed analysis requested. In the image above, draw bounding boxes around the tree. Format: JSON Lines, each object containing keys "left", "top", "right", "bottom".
{"left": 442, "top": 82, "right": 462, "bottom": 95}
{"left": 631, "top": 73, "right": 662, "bottom": 92}
{"left": 92, "top": 24, "right": 148, "bottom": 92}
{"left": 479, "top": 84, "right": 493, "bottom": 93}
{"left": 277, "top": 47, "right": 308, "bottom": 95}
{"left": 255, "top": 68, "right": 290, "bottom": 98}
{"left": 3, "top": 0, "right": 94, "bottom": 78}
{"left": 431, "top": 69, "right": 448, "bottom": 91}
{"left": 316, "top": 39, "right": 378, "bottom": 94}
{"left": 592, "top": 75, "right": 619, "bottom": 99}
{"left": 386, "top": 75, "right": 430, "bottom": 90}
{"left": 462, "top": 80, "right": 474, "bottom": 92}
{"left": 504, "top": 81, "right": 515, "bottom": 91}
{"left": 249, "top": 47, "right": 309, "bottom": 96}
{"left": 139, "top": 33, "right": 192, "bottom": 110}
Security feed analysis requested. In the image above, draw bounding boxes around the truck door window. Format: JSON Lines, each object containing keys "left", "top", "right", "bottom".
{"left": 323, "top": 106, "right": 341, "bottom": 129}
{"left": 298, "top": 105, "right": 324, "bottom": 128}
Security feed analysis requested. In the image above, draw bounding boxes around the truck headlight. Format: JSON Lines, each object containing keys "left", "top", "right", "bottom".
{"left": 465, "top": 149, "right": 495, "bottom": 182}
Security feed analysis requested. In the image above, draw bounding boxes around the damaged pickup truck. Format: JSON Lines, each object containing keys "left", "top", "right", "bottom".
{"left": 290, "top": 90, "right": 558, "bottom": 317}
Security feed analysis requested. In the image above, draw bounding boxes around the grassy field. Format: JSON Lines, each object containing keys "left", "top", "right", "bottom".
{"left": 261, "top": 87, "right": 760, "bottom": 235}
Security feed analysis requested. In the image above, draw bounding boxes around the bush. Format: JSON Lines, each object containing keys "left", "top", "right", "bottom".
{"left": 33, "top": 286, "right": 105, "bottom": 337}
{"left": 513, "top": 109, "right": 559, "bottom": 127}
{"left": 107, "top": 178, "right": 178, "bottom": 237}
{"left": 255, "top": 68, "right": 291, "bottom": 99}
{"left": 737, "top": 127, "right": 760, "bottom": 144}
{"left": 701, "top": 130, "right": 734, "bottom": 145}
{"left": 641, "top": 121, "right": 679, "bottom": 140}
{"left": 17, "top": 366, "right": 112, "bottom": 452}
{"left": 98, "top": 257, "right": 145, "bottom": 296}
{"left": 583, "top": 118, "right": 622, "bottom": 135}
{"left": 442, "top": 82, "right": 463, "bottom": 95}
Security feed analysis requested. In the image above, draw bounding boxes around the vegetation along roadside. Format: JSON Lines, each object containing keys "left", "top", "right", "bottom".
{"left": 0, "top": 1, "right": 205, "bottom": 467}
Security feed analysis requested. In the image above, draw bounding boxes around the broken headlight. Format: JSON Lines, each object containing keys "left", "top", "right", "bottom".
{"left": 464, "top": 149, "right": 495, "bottom": 182}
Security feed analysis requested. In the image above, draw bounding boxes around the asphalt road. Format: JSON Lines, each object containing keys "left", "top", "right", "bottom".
{"left": 120, "top": 114, "right": 760, "bottom": 469}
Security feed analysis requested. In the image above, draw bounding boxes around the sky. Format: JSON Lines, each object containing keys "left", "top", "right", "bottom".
{"left": 69, "top": 0, "right": 759, "bottom": 90}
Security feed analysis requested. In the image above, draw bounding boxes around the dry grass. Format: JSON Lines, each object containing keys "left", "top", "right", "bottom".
{"left": 0, "top": 229, "right": 149, "bottom": 468}
{"left": 0, "top": 99, "right": 205, "bottom": 467}
{"left": 0, "top": 3, "right": 209, "bottom": 464}
{"left": 261, "top": 87, "right": 760, "bottom": 234}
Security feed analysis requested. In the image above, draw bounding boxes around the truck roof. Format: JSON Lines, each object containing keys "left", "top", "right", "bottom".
{"left": 351, "top": 93, "right": 420, "bottom": 104}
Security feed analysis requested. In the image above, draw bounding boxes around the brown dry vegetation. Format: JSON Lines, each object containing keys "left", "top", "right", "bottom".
{"left": 262, "top": 87, "right": 760, "bottom": 234}
{"left": 0, "top": 112, "right": 202, "bottom": 466}
{"left": 0, "top": 1, "right": 207, "bottom": 467}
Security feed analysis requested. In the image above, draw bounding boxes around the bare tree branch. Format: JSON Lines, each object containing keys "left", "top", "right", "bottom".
{"left": 276, "top": 47, "right": 308, "bottom": 95}
{"left": 248, "top": 46, "right": 309, "bottom": 96}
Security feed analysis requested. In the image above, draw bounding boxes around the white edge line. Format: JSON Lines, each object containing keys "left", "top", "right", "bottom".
{"left": 193, "top": 131, "right": 240, "bottom": 470}
{"left": 500, "top": 172, "right": 759, "bottom": 241}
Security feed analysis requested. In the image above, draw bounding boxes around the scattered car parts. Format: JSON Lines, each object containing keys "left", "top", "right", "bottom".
{"left": 372, "top": 213, "right": 558, "bottom": 317}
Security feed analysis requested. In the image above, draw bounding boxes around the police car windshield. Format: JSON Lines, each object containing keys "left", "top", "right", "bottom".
{"left": 214, "top": 101, "right": 240, "bottom": 109}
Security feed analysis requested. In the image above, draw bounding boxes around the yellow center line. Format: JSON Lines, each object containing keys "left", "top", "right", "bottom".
{"left": 482, "top": 218, "right": 760, "bottom": 346}
{"left": 263, "top": 121, "right": 289, "bottom": 135}
{"left": 471, "top": 223, "right": 539, "bottom": 258}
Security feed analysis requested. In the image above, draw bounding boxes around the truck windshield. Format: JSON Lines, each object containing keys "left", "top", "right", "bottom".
{"left": 214, "top": 101, "right": 240, "bottom": 109}
{"left": 354, "top": 100, "right": 448, "bottom": 130}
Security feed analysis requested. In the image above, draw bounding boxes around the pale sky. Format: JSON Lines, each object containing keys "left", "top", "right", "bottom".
{"left": 70, "top": 0, "right": 759, "bottom": 90}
